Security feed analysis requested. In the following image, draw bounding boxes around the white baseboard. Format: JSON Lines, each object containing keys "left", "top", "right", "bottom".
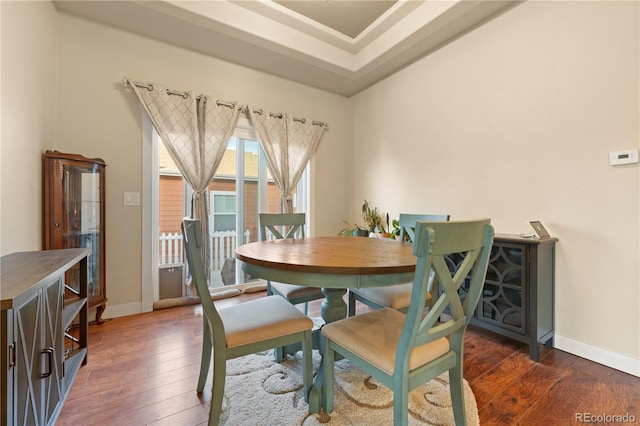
{"left": 90, "top": 302, "right": 143, "bottom": 321}
{"left": 554, "top": 334, "right": 640, "bottom": 377}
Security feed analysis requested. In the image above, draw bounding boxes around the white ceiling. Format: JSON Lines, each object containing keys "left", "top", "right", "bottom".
{"left": 53, "top": 0, "right": 521, "bottom": 97}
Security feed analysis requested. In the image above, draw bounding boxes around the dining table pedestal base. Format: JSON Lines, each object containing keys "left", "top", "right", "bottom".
{"left": 320, "top": 287, "right": 347, "bottom": 323}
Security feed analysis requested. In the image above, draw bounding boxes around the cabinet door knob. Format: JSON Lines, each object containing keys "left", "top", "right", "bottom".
{"left": 55, "top": 223, "right": 60, "bottom": 228}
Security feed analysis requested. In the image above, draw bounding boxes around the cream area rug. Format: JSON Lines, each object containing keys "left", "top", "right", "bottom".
{"left": 219, "top": 350, "right": 480, "bottom": 425}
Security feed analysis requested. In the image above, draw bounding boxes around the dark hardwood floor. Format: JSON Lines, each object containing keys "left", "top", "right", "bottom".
{"left": 58, "top": 292, "right": 639, "bottom": 425}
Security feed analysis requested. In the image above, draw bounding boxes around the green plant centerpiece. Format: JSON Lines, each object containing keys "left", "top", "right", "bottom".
{"left": 362, "top": 199, "right": 389, "bottom": 236}
{"left": 338, "top": 199, "right": 390, "bottom": 237}
{"left": 338, "top": 220, "right": 369, "bottom": 237}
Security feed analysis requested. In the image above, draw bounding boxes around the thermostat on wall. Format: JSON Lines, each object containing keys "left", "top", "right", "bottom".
{"left": 609, "top": 149, "right": 639, "bottom": 166}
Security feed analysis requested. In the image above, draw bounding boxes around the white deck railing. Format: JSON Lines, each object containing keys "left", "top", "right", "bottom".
{"left": 160, "top": 232, "right": 184, "bottom": 265}
{"left": 208, "top": 230, "right": 251, "bottom": 271}
{"left": 159, "top": 230, "right": 251, "bottom": 277}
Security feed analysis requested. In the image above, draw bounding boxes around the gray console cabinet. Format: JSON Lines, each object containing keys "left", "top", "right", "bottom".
{"left": 448, "top": 234, "right": 557, "bottom": 360}
{"left": 1, "top": 248, "right": 90, "bottom": 425}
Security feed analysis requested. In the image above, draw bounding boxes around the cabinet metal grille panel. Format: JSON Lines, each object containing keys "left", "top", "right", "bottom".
{"left": 478, "top": 243, "right": 527, "bottom": 335}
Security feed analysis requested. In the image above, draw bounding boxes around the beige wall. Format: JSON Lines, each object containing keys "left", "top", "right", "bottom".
{"left": 1, "top": 1, "right": 58, "bottom": 254}
{"left": 349, "top": 1, "right": 639, "bottom": 370}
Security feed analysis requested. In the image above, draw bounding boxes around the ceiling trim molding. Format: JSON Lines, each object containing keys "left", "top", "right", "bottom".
{"left": 53, "top": 0, "right": 522, "bottom": 96}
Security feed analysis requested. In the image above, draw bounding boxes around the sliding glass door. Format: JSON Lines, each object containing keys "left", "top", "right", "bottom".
{"left": 157, "top": 131, "right": 309, "bottom": 292}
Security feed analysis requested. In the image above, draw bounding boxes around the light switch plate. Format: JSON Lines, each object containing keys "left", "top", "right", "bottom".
{"left": 609, "top": 149, "right": 639, "bottom": 166}
{"left": 124, "top": 192, "right": 141, "bottom": 206}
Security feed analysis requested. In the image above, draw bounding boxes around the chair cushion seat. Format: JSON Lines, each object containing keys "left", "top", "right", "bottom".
{"left": 351, "top": 283, "right": 428, "bottom": 310}
{"left": 322, "top": 308, "right": 450, "bottom": 375}
{"left": 220, "top": 296, "right": 313, "bottom": 348}
{"left": 270, "top": 282, "right": 324, "bottom": 300}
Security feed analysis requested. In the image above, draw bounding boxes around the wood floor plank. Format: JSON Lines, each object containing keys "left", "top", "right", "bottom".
{"left": 476, "top": 349, "right": 578, "bottom": 424}
{"left": 462, "top": 326, "right": 525, "bottom": 382}
{"left": 101, "top": 390, "right": 207, "bottom": 425}
{"left": 67, "top": 354, "right": 201, "bottom": 399}
{"left": 570, "top": 355, "right": 639, "bottom": 420}
{"left": 146, "top": 402, "right": 211, "bottom": 426}
{"left": 468, "top": 350, "right": 537, "bottom": 408}
{"left": 57, "top": 374, "right": 201, "bottom": 425}
{"left": 504, "top": 351, "right": 638, "bottom": 425}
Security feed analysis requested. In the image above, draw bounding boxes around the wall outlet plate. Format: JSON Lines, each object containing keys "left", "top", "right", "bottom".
{"left": 609, "top": 149, "right": 639, "bottom": 166}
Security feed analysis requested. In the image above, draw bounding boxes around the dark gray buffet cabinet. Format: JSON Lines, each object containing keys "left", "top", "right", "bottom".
{"left": 1, "top": 248, "right": 90, "bottom": 425}
{"left": 449, "top": 234, "right": 557, "bottom": 361}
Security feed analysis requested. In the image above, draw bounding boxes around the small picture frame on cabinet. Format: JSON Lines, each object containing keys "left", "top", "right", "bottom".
{"left": 529, "top": 221, "right": 550, "bottom": 239}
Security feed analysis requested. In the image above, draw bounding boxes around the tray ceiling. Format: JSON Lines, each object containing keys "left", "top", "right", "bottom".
{"left": 274, "top": 1, "right": 398, "bottom": 39}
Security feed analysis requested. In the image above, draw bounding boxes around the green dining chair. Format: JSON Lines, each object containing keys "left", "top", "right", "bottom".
{"left": 259, "top": 213, "right": 325, "bottom": 361}
{"left": 181, "top": 218, "right": 313, "bottom": 426}
{"left": 348, "top": 213, "right": 450, "bottom": 316}
{"left": 322, "top": 219, "right": 494, "bottom": 425}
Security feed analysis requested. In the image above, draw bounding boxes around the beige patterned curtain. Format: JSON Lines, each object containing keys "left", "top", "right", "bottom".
{"left": 126, "top": 79, "right": 241, "bottom": 277}
{"left": 248, "top": 109, "right": 328, "bottom": 213}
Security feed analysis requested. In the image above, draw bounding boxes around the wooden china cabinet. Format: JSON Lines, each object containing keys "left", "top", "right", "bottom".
{"left": 43, "top": 151, "right": 107, "bottom": 324}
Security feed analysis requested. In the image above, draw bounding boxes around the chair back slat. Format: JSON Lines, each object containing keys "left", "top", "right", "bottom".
{"left": 259, "top": 213, "right": 306, "bottom": 241}
{"left": 396, "top": 219, "right": 494, "bottom": 373}
{"left": 398, "top": 213, "right": 449, "bottom": 242}
{"left": 182, "top": 219, "right": 225, "bottom": 341}
{"left": 399, "top": 213, "right": 450, "bottom": 293}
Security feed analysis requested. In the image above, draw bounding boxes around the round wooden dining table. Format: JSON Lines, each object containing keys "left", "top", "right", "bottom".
{"left": 235, "top": 236, "right": 417, "bottom": 413}
{"left": 235, "top": 236, "right": 417, "bottom": 323}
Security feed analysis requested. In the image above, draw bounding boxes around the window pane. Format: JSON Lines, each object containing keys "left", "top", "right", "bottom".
{"left": 211, "top": 192, "right": 236, "bottom": 233}
{"left": 213, "top": 214, "right": 235, "bottom": 232}
{"left": 242, "top": 140, "right": 260, "bottom": 243}
{"left": 214, "top": 194, "right": 236, "bottom": 213}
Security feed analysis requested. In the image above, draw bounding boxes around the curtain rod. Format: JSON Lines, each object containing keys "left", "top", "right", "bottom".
{"left": 122, "top": 78, "right": 236, "bottom": 108}
{"left": 249, "top": 109, "right": 326, "bottom": 127}
{"left": 123, "top": 78, "right": 329, "bottom": 128}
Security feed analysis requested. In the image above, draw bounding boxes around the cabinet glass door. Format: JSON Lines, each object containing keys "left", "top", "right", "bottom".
{"left": 62, "top": 164, "right": 102, "bottom": 300}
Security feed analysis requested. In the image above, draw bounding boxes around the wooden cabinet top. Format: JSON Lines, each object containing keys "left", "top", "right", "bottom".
{"left": 43, "top": 150, "right": 106, "bottom": 166}
{"left": 494, "top": 233, "right": 558, "bottom": 245}
{"left": 1, "top": 248, "right": 90, "bottom": 311}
